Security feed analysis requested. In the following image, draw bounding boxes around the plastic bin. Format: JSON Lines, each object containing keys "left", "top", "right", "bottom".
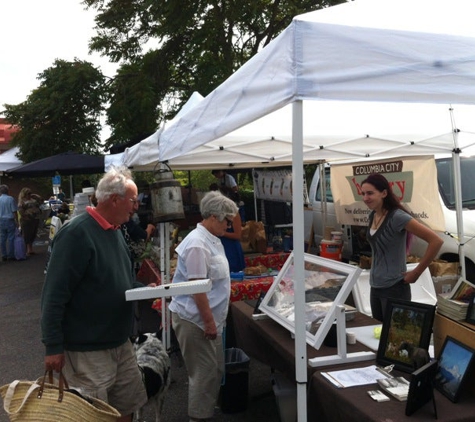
{"left": 271, "top": 372, "right": 297, "bottom": 422}
{"left": 352, "top": 263, "right": 436, "bottom": 316}
{"left": 220, "top": 348, "right": 250, "bottom": 413}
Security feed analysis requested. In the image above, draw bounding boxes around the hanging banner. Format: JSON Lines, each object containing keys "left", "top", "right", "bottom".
{"left": 330, "top": 155, "right": 445, "bottom": 231}
{"left": 253, "top": 169, "right": 309, "bottom": 203}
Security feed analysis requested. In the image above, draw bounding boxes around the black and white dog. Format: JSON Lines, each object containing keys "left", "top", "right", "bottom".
{"left": 133, "top": 333, "right": 171, "bottom": 422}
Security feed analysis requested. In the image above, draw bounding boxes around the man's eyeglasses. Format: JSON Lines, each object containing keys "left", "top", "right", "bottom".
{"left": 224, "top": 217, "right": 233, "bottom": 227}
{"left": 129, "top": 198, "right": 140, "bottom": 205}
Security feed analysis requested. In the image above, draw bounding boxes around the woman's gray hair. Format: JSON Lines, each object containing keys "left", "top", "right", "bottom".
{"left": 201, "top": 191, "right": 239, "bottom": 221}
{"left": 95, "top": 166, "right": 134, "bottom": 203}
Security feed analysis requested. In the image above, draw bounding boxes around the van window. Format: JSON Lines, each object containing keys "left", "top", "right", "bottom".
{"left": 436, "top": 156, "right": 475, "bottom": 210}
{"left": 315, "top": 168, "right": 333, "bottom": 202}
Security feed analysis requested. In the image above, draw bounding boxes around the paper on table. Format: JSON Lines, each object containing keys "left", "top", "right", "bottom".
{"left": 321, "top": 365, "right": 388, "bottom": 388}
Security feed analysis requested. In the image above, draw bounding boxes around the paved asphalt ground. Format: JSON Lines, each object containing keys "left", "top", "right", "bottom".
{"left": 0, "top": 229, "right": 281, "bottom": 422}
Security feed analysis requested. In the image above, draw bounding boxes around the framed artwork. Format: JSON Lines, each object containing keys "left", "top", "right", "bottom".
{"left": 405, "top": 360, "right": 438, "bottom": 417}
{"left": 376, "top": 298, "right": 435, "bottom": 373}
{"left": 434, "top": 336, "right": 475, "bottom": 403}
{"left": 466, "top": 295, "right": 475, "bottom": 325}
{"left": 258, "top": 252, "right": 361, "bottom": 348}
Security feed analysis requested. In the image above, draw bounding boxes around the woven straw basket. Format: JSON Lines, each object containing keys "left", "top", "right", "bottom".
{"left": 0, "top": 371, "right": 120, "bottom": 422}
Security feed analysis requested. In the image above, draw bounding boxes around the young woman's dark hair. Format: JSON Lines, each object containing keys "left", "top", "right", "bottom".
{"left": 361, "top": 173, "right": 409, "bottom": 213}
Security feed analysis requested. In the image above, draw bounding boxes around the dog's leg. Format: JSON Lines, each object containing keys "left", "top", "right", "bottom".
{"left": 134, "top": 407, "right": 143, "bottom": 422}
{"left": 151, "top": 393, "right": 160, "bottom": 422}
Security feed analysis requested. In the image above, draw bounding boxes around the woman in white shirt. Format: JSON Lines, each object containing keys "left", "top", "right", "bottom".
{"left": 169, "top": 191, "right": 239, "bottom": 422}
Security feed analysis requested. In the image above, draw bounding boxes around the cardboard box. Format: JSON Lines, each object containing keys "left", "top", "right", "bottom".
{"left": 323, "top": 226, "right": 334, "bottom": 241}
{"left": 432, "top": 275, "right": 459, "bottom": 295}
{"left": 433, "top": 313, "right": 475, "bottom": 396}
{"left": 429, "top": 260, "right": 459, "bottom": 277}
{"left": 433, "top": 313, "right": 475, "bottom": 356}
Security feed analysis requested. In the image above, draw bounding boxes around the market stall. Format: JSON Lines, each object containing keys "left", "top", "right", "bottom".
{"left": 116, "top": 1, "right": 475, "bottom": 419}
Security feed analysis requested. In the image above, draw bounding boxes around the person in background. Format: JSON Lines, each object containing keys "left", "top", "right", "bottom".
{"left": 0, "top": 184, "right": 18, "bottom": 261}
{"left": 169, "top": 191, "right": 238, "bottom": 422}
{"left": 210, "top": 184, "right": 245, "bottom": 272}
{"left": 57, "top": 187, "right": 66, "bottom": 202}
{"left": 361, "top": 173, "right": 443, "bottom": 322}
{"left": 121, "top": 213, "right": 155, "bottom": 272}
{"left": 18, "top": 187, "right": 43, "bottom": 256}
{"left": 219, "top": 211, "right": 245, "bottom": 273}
{"left": 81, "top": 179, "right": 93, "bottom": 189}
{"left": 41, "top": 166, "right": 154, "bottom": 422}
{"left": 211, "top": 169, "right": 239, "bottom": 201}
{"left": 58, "top": 202, "right": 70, "bottom": 216}
{"left": 211, "top": 169, "right": 246, "bottom": 222}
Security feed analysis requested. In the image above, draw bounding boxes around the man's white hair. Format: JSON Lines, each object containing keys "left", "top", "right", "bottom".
{"left": 95, "top": 166, "right": 134, "bottom": 203}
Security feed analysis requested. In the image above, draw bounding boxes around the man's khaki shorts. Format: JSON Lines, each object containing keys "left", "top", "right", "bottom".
{"left": 63, "top": 341, "right": 147, "bottom": 416}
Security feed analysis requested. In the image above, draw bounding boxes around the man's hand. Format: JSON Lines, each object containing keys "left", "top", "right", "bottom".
{"left": 145, "top": 224, "right": 155, "bottom": 240}
{"left": 45, "top": 354, "right": 65, "bottom": 372}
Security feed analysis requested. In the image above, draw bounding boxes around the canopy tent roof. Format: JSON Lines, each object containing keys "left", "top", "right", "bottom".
{"left": 7, "top": 151, "right": 105, "bottom": 177}
{"left": 153, "top": 0, "right": 475, "bottom": 164}
{"left": 0, "top": 147, "right": 22, "bottom": 174}
{"left": 118, "top": 0, "right": 475, "bottom": 171}
{"left": 122, "top": 99, "right": 475, "bottom": 171}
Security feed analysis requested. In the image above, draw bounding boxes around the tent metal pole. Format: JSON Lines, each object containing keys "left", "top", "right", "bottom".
{"left": 452, "top": 149, "right": 466, "bottom": 278}
{"left": 449, "top": 106, "right": 466, "bottom": 279}
{"left": 292, "top": 100, "right": 307, "bottom": 422}
{"left": 252, "top": 168, "right": 258, "bottom": 221}
{"left": 69, "top": 175, "right": 74, "bottom": 199}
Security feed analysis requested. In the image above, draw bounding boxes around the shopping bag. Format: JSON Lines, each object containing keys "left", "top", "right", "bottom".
{"left": 0, "top": 370, "right": 120, "bottom": 421}
{"left": 14, "top": 229, "right": 26, "bottom": 261}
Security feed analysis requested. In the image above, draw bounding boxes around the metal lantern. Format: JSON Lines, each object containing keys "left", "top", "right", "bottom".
{"left": 149, "top": 163, "right": 185, "bottom": 223}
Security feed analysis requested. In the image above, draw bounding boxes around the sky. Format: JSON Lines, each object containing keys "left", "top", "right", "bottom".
{"left": 1, "top": 0, "right": 118, "bottom": 140}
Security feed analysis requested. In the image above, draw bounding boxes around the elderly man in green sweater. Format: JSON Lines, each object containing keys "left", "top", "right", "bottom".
{"left": 41, "top": 166, "right": 154, "bottom": 422}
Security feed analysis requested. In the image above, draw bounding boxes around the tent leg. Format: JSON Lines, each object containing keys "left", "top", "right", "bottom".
{"left": 69, "top": 175, "right": 74, "bottom": 200}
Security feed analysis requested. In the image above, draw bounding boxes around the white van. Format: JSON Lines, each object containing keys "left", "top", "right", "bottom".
{"left": 305, "top": 156, "right": 475, "bottom": 282}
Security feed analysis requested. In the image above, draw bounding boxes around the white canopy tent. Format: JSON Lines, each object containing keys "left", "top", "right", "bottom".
{"left": 0, "top": 147, "right": 22, "bottom": 174}
{"left": 118, "top": 1, "right": 475, "bottom": 419}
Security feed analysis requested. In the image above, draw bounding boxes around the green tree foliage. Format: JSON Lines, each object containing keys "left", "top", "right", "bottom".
{"left": 104, "top": 61, "right": 160, "bottom": 150}
{"left": 83, "top": 0, "right": 346, "bottom": 145}
{"left": 2, "top": 59, "right": 107, "bottom": 162}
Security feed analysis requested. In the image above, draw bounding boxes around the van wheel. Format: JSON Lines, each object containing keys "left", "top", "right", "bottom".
{"left": 465, "top": 259, "right": 475, "bottom": 283}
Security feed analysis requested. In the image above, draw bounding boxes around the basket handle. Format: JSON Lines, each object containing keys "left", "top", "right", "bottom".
{"left": 3, "top": 380, "right": 41, "bottom": 415}
{"left": 38, "top": 370, "right": 69, "bottom": 402}
{"left": 3, "top": 371, "right": 72, "bottom": 415}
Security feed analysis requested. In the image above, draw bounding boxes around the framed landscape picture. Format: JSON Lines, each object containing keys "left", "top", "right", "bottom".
{"left": 376, "top": 298, "right": 435, "bottom": 373}
{"left": 434, "top": 336, "right": 475, "bottom": 403}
